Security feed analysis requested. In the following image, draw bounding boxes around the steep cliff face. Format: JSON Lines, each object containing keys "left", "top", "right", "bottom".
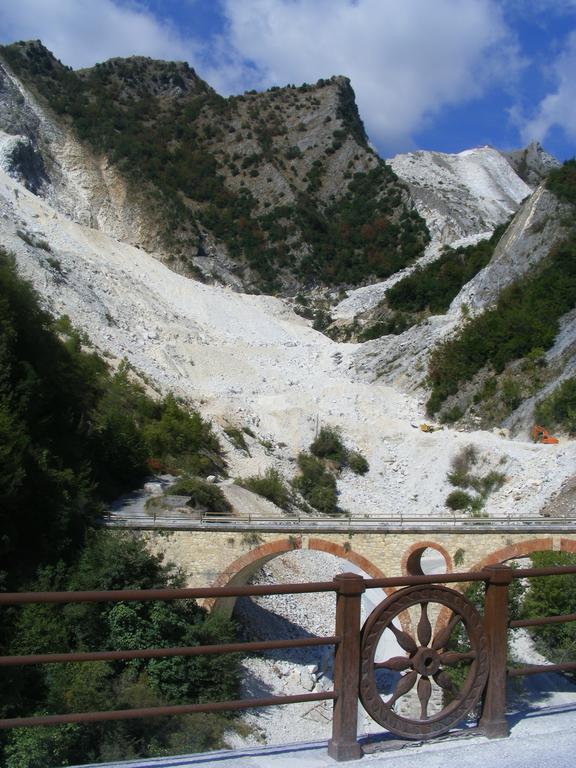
{"left": 500, "top": 141, "right": 560, "bottom": 188}
{"left": 0, "top": 52, "right": 160, "bottom": 248}
{"left": 0, "top": 41, "right": 429, "bottom": 292}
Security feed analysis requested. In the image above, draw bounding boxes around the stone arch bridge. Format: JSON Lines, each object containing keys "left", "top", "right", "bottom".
{"left": 128, "top": 519, "right": 576, "bottom": 616}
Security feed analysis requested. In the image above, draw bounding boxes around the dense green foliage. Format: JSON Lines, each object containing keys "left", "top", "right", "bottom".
{"left": 534, "top": 378, "right": 576, "bottom": 434}
{"left": 168, "top": 476, "right": 232, "bottom": 514}
{"left": 388, "top": 222, "right": 507, "bottom": 315}
{"left": 310, "top": 426, "right": 347, "bottom": 465}
{"left": 0, "top": 248, "right": 222, "bottom": 585}
{"left": 358, "top": 222, "right": 507, "bottom": 342}
{"left": 295, "top": 167, "right": 429, "bottom": 285}
{"left": 546, "top": 158, "right": 576, "bottom": 206}
{"left": 236, "top": 468, "right": 293, "bottom": 510}
{"left": 310, "top": 426, "right": 369, "bottom": 475}
{"left": 427, "top": 238, "right": 576, "bottom": 414}
{"left": 0, "top": 252, "right": 238, "bottom": 763}
{"left": 0, "top": 533, "right": 239, "bottom": 765}
{"left": 292, "top": 453, "right": 339, "bottom": 515}
{"left": 522, "top": 551, "right": 576, "bottom": 665}
{"left": 0, "top": 41, "right": 428, "bottom": 290}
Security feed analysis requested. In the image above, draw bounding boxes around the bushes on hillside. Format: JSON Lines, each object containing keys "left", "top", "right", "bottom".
{"left": 292, "top": 453, "right": 339, "bottom": 515}
{"left": 0, "top": 532, "right": 239, "bottom": 765}
{"left": 534, "top": 378, "right": 576, "bottom": 435}
{"left": 522, "top": 551, "right": 576, "bottom": 663}
{"left": 427, "top": 238, "right": 576, "bottom": 415}
{"left": 0, "top": 248, "right": 223, "bottom": 585}
{"left": 168, "top": 476, "right": 232, "bottom": 514}
{"left": 546, "top": 158, "right": 576, "bottom": 206}
{"left": 310, "top": 426, "right": 369, "bottom": 474}
{"left": 236, "top": 468, "right": 293, "bottom": 509}
{"left": 444, "top": 445, "right": 506, "bottom": 516}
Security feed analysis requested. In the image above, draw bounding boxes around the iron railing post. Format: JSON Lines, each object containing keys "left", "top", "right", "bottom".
{"left": 328, "top": 572, "right": 365, "bottom": 762}
{"left": 480, "top": 564, "right": 513, "bottom": 738}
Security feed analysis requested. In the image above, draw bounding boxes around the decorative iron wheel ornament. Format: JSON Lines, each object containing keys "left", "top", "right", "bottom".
{"left": 360, "top": 585, "right": 489, "bottom": 739}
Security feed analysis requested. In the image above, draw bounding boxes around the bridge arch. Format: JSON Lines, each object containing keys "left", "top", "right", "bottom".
{"left": 207, "top": 536, "right": 385, "bottom": 616}
{"left": 469, "top": 537, "right": 555, "bottom": 571}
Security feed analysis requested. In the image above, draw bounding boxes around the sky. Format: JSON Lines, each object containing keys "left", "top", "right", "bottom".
{"left": 0, "top": 0, "right": 574, "bottom": 161}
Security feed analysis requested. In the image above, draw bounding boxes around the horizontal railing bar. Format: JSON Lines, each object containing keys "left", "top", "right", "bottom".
{"left": 0, "top": 691, "right": 337, "bottom": 730}
{"left": 0, "top": 635, "right": 340, "bottom": 667}
{"left": 508, "top": 661, "right": 576, "bottom": 677}
{"left": 364, "top": 571, "right": 489, "bottom": 589}
{"left": 0, "top": 582, "right": 338, "bottom": 606}
{"left": 511, "top": 566, "right": 576, "bottom": 578}
{"left": 110, "top": 514, "right": 576, "bottom": 525}
{"left": 4, "top": 567, "right": 576, "bottom": 607}
{"left": 510, "top": 614, "right": 576, "bottom": 628}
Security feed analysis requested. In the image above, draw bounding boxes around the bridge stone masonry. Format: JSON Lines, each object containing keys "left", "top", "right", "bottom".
{"left": 139, "top": 522, "right": 576, "bottom": 615}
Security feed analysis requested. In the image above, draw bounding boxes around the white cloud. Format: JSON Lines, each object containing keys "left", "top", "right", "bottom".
{"left": 210, "top": 0, "right": 523, "bottom": 153}
{"left": 521, "top": 30, "right": 576, "bottom": 145}
{"left": 0, "top": 0, "right": 201, "bottom": 68}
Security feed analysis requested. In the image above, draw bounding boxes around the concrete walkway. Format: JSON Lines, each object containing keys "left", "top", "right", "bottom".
{"left": 71, "top": 704, "right": 576, "bottom": 768}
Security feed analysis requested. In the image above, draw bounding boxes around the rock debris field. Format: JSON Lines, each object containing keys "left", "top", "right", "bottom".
{"left": 1, "top": 166, "right": 575, "bottom": 521}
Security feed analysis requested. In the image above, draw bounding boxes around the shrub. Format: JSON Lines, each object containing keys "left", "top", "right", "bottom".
{"left": 223, "top": 426, "right": 249, "bottom": 453}
{"left": 168, "top": 476, "right": 231, "bottom": 514}
{"left": 236, "top": 468, "right": 292, "bottom": 509}
{"left": 445, "top": 490, "right": 474, "bottom": 511}
{"left": 348, "top": 450, "right": 369, "bottom": 475}
{"left": 445, "top": 445, "right": 506, "bottom": 516}
{"left": 310, "top": 426, "right": 347, "bottom": 465}
{"left": 447, "top": 445, "right": 478, "bottom": 488}
{"left": 292, "top": 452, "right": 339, "bottom": 515}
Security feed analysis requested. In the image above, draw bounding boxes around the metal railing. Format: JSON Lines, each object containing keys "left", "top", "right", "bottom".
{"left": 104, "top": 511, "right": 576, "bottom": 532}
{"left": 1, "top": 565, "right": 576, "bottom": 762}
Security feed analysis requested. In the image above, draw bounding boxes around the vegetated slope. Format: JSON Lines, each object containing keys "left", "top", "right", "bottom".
{"left": 351, "top": 159, "right": 574, "bottom": 427}
{"left": 425, "top": 160, "right": 576, "bottom": 428}
{"left": 0, "top": 252, "right": 239, "bottom": 765}
{"left": 356, "top": 221, "right": 510, "bottom": 341}
{"left": 331, "top": 145, "right": 533, "bottom": 330}
{"left": 0, "top": 40, "right": 429, "bottom": 292}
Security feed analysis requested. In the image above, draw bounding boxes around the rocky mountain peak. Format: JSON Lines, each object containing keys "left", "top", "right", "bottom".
{"left": 388, "top": 145, "right": 531, "bottom": 243}
{"left": 500, "top": 140, "right": 561, "bottom": 188}
{"left": 77, "top": 55, "right": 213, "bottom": 102}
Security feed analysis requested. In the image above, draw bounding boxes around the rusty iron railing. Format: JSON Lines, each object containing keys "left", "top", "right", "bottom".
{"left": 1, "top": 565, "right": 576, "bottom": 762}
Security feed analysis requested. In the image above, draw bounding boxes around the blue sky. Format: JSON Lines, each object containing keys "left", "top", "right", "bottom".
{"left": 0, "top": 1, "right": 574, "bottom": 160}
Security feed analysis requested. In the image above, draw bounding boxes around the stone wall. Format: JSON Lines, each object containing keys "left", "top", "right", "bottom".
{"left": 142, "top": 528, "right": 576, "bottom": 614}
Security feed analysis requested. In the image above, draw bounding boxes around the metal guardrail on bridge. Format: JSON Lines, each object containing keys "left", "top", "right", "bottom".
{"left": 1, "top": 566, "right": 576, "bottom": 761}
{"left": 103, "top": 511, "right": 576, "bottom": 533}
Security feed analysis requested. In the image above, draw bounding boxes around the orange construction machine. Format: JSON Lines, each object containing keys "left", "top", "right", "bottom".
{"left": 532, "top": 425, "right": 559, "bottom": 444}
